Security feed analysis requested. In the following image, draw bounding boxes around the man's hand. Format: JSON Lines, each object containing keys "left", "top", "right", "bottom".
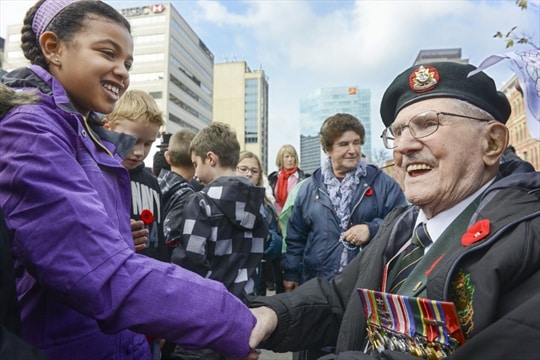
{"left": 248, "top": 307, "right": 278, "bottom": 350}
{"left": 131, "top": 219, "right": 149, "bottom": 252}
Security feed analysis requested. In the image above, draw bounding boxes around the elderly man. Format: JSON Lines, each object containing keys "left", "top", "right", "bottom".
{"left": 246, "top": 62, "right": 540, "bottom": 360}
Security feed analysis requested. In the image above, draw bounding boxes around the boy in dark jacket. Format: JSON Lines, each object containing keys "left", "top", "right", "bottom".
{"left": 172, "top": 122, "right": 267, "bottom": 302}
{"left": 171, "top": 122, "right": 268, "bottom": 360}
{"left": 157, "top": 129, "right": 197, "bottom": 253}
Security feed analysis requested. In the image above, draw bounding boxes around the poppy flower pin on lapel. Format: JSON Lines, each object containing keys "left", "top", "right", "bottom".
{"left": 461, "top": 219, "right": 490, "bottom": 246}
{"left": 365, "top": 187, "right": 373, "bottom": 196}
{"left": 141, "top": 209, "right": 154, "bottom": 225}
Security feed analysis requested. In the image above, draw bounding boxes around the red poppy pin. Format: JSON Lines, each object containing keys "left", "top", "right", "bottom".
{"left": 141, "top": 209, "right": 154, "bottom": 225}
{"left": 365, "top": 187, "right": 373, "bottom": 196}
{"left": 461, "top": 219, "right": 490, "bottom": 246}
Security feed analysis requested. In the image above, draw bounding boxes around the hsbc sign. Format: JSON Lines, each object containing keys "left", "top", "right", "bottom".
{"left": 121, "top": 4, "right": 166, "bottom": 18}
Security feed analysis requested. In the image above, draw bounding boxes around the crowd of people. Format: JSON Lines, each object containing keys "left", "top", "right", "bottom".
{"left": 0, "top": 1, "right": 539, "bottom": 360}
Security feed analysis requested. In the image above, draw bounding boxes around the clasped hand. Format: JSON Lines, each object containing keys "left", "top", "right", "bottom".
{"left": 240, "top": 306, "right": 279, "bottom": 360}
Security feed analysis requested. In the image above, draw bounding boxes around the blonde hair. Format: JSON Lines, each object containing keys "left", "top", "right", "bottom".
{"left": 275, "top": 144, "right": 299, "bottom": 169}
{"left": 105, "top": 90, "right": 164, "bottom": 128}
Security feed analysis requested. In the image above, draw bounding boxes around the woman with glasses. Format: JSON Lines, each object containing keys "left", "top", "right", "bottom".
{"left": 237, "top": 151, "right": 285, "bottom": 295}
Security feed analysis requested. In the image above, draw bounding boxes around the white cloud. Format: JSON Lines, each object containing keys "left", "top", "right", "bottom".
{"left": 191, "top": 0, "right": 538, "bottom": 166}
{"left": 2, "top": 0, "right": 539, "bottom": 170}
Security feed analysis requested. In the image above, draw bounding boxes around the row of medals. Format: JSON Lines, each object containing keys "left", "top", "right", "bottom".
{"left": 367, "top": 325, "right": 459, "bottom": 360}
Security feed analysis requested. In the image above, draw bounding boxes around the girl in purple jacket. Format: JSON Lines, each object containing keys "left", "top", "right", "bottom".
{"left": 0, "top": 1, "right": 256, "bottom": 359}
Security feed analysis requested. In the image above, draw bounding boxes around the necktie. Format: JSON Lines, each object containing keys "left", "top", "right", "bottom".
{"left": 388, "top": 223, "right": 432, "bottom": 294}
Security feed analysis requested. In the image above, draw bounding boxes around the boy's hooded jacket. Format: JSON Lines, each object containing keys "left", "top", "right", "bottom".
{"left": 0, "top": 65, "right": 255, "bottom": 360}
{"left": 172, "top": 176, "right": 268, "bottom": 302}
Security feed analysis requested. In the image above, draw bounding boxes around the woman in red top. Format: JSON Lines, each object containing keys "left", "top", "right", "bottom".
{"left": 268, "top": 145, "right": 306, "bottom": 214}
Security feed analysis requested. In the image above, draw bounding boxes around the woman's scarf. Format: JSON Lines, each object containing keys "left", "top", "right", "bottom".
{"left": 275, "top": 167, "right": 298, "bottom": 207}
{"left": 322, "top": 157, "right": 367, "bottom": 231}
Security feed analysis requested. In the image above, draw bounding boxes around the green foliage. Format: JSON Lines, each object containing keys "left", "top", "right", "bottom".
{"left": 493, "top": 0, "right": 538, "bottom": 49}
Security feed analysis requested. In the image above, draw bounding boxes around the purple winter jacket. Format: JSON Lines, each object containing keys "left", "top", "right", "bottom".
{"left": 0, "top": 65, "right": 255, "bottom": 360}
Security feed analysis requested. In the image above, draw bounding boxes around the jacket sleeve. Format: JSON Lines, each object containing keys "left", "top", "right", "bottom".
{"left": 171, "top": 193, "right": 212, "bottom": 277}
{"left": 280, "top": 182, "right": 311, "bottom": 282}
{"left": 163, "top": 188, "right": 194, "bottom": 247}
{"left": 250, "top": 277, "right": 345, "bottom": 352}
{"left": 250, "top": 244, "right": 370, "bottom": 352}
{"left": 263, "top": 202, "right": 283, "bottom": 261}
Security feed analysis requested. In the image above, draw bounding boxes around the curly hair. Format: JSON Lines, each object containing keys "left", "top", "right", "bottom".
{"left": 319, "top": 113, "right": 365, "bottom": 152}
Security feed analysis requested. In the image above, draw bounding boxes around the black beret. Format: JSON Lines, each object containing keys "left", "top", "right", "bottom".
{"left": 380, "top": 62, "right": 511, "bottom": 127}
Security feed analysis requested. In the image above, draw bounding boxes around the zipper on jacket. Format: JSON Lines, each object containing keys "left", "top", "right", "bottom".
{"left": 83, "top": 116, "right": 113, "bottom": 157}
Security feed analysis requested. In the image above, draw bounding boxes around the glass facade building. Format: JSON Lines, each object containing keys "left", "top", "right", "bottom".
{"left": 299, "top": 86, "right": 371, "bottom": 174}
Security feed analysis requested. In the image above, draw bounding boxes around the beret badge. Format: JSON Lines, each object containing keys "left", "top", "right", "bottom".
{"left": 409, "top": 65, "right": 440, "bottom": 93}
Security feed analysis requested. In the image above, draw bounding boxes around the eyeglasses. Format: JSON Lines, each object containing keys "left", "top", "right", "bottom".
{"left": 236, "top": 166, "right": 260, "bottom": 175}
{"left": 380, "top": 110, "right": 492, "bottom": 149}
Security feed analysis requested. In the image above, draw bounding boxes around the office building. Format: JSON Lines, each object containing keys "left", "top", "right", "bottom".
{"left": 501, "top": 74, "right": 540, "bottom": 170}
{"left": 299, "top": 86, "right": 371, "bottom": 175}
{"left": 2, "top": 3, "right": 214, "bottom": 166}
{"left": 299, "top": 135, "right": 320, "bottom": 176}
{"left": 413, "top": 48, "right": 469, "bottom": 66}
{"left": 213, "top": 61, "right": 269, "bottom": 170}
{"left": 118, "top": 3, "right": 214, "bottom": 136}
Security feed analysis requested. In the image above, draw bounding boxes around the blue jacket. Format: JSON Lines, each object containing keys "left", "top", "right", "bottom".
{"left": 0, "top": 66, "right": 255, "bottom": 360}
{"left": 282, "top": 164, "right": 406, "bottom": 283}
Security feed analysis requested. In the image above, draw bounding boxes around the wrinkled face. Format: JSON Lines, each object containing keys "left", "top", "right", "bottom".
{"left": 392, "top": 98, "right": 490, "bottom": 217}
{"left": 191, "top": 154, "right": 212, "bottom": 186}
{"left": 50, "top": 17, "right": 133, "bottom": 116}
{"left": 281, "top": 152, "right": 296, "bottom": 170}
{"left": 325, "top": 130, "right": 361, "bottom": 178}
{"left": 110, "top": 119, "right": 159, "bottom": 170}
{"left": 236, "top": 157, "right": 261, "bottom": 186}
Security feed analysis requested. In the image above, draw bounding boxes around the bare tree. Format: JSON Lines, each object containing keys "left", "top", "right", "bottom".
{"left": 371, "top": 148, "right": 392, "bottom": 168}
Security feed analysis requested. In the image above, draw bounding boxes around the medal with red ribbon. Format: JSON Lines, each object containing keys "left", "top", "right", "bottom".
{"left": 358, "top": 289, "right": 464, "bottom": 359}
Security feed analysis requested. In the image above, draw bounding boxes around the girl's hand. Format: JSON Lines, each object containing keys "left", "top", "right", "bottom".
{"left": 131, "top": 219, "right": 149, "bottom": 251}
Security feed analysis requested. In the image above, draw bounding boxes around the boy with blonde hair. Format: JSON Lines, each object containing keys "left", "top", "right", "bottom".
{"left": 104, "top": 90, "right": 168, "bottom": 262}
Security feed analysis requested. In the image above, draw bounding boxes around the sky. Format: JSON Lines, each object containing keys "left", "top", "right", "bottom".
{"left": 1, "top": 0, "right": 539, "bottom": 170}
